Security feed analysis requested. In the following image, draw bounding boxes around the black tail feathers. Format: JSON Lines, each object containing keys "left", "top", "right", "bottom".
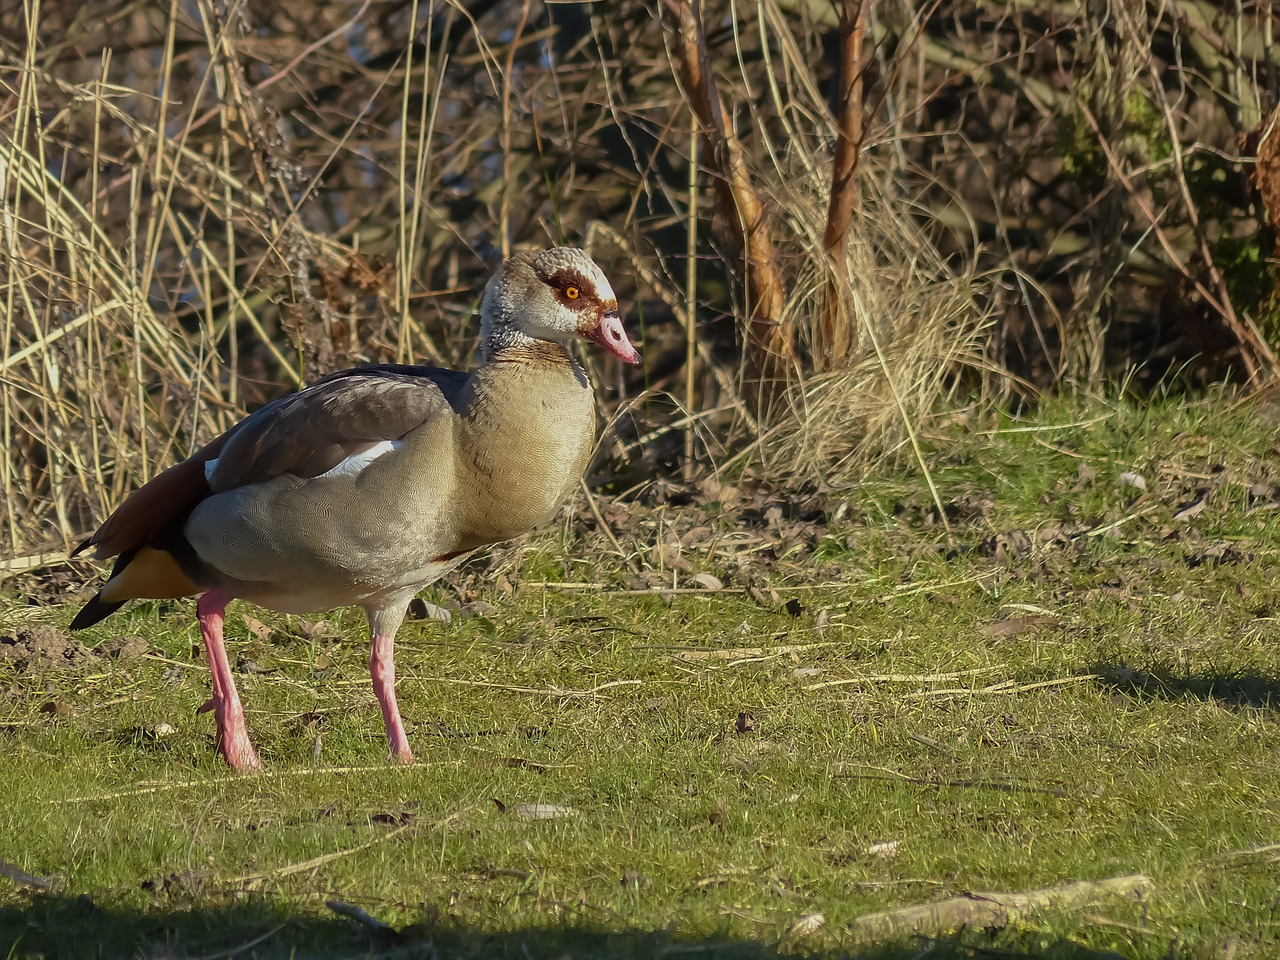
{"left": 70, "top": 594, "right": 126, "bottom": 630}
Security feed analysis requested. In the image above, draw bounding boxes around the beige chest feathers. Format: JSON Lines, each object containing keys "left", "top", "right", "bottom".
{"left": 456, "top": 367, "right": 596, "bottom": 543}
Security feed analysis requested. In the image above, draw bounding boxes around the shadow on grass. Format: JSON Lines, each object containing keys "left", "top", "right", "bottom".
{"left": 0, "top": 892, "right": 1137, "bottom": 959}
{"left": 1095, "top": 665, "right": 1280, "bottom": 710}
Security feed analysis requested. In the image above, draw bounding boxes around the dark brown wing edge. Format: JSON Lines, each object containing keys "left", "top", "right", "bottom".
{"left": 69, "top": 434, "right": 231, "bottom": 630}
{"left": 71, "top": 434, "right": 231, "bottom": 561}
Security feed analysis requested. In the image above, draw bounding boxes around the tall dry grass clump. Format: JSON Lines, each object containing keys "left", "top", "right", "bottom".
{"left": 747, "top": 150, "right": 995, "bottom": 485}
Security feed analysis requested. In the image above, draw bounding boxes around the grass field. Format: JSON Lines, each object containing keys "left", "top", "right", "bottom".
{"left": 3, "top": 392, "right": 1280, "bottom": 959}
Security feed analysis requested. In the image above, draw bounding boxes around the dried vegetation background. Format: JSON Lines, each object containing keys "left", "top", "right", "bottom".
{"left": 0, "top": 0, "right": 1277, "bottom": 563}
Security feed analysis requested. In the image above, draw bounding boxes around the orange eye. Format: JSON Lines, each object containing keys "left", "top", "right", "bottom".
{"left": 565, "top": 285, "right": 580, "bottom": 300}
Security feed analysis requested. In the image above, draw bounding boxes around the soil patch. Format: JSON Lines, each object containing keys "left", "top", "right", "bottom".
{"left": 0, "top": 624, "right": 149, "bottom": 672}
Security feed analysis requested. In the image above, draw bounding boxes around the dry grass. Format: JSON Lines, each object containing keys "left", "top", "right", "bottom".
{"left": 744, "top": 148, "right": 997, "bottom": 486}
{"left": 3, "top": 0, "right": 1272, "bottom": 562}
{"left": 0, "top": 0, "right": 1005, "bottom": 562}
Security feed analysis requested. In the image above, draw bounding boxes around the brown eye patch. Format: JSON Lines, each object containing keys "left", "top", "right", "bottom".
{"left": 544, "top": 269, "right": 595, "bottom": 308}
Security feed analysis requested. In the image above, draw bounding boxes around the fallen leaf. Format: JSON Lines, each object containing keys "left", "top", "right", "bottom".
{"left": 621, "top": 867, "right": 651, "bottom": 889}
{"left": 240, "top": 615, "right": 273, "bottom": 642}
{"left": 326, "top": 899, "right": 401, "bottom": 940}
{"left": 747, "top": 585, "right": 781, "bottom": 608}
{"left": 0, "top": 859, "right": 50, "bottom": 890}
{"left": 866, "top": 839, "right": 900, "bottom": 858}
{"left": 787, "top": 912, "right": 825, "bottom": 936}
{"left": 369, "top": 811, "right": 417, "bottom": 827}
{"left": 408, "top": 598, "right": 453, "bottom": 623}
{"left": 707, "top": 798, "right": 729, "bottom": 828}
{"left": 1118, "top": 471, "right": 1147, "bottom": 491}
{"left": 981, "top": 615, "right": 1065, "bottom": 638}
{"left": 235, "top": 655, "right": 271, "bottom": 674}
{"left": 141, "top": 870, "right": 205, "bottom": 895}
{"left": 690, "top": 572, "right": 724, "bottom": 590}
{"left": 979, "top": 530, "right": 1034, "bottom": 563}
{"left": 102, "top": 635, "right": 149, "bottom": 660}
{"left": 298, "top": 619, "right": 340, "bottom": 639}
{"left": 512, "top": 803, "right": 577, "bottom": 820}
{"left": 1173, "top": 494, "right": 1209, "bottom": 521}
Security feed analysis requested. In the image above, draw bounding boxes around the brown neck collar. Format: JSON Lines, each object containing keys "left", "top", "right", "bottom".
{"left": 489, "top": 340, "right": 575, "bottom": 366}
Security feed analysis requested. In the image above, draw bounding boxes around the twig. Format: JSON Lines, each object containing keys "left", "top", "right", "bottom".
{"left": 185, "top": 923, "right": 288, "bottom": 960}
{"left": 684, "top": 105, "right": 699, "bottom": 479}
{"left": 903, "top": 675, "right": 1102, "bottom": 699}
{"left": 660, "top": 0, "right": 794, "bottom": 383}
{"left": 822, "top": 0, "right": 868, "bottom": 258}
{"left": 807, "top": 667, "right": 998, "bottom": 690}
{"left": 659, "top": 641, "right": 837, "bottom": 661}
{"left": 255, "top": 0, "right": 373, "bottom": 94}
{"left": 417, "top": 677, "right": 641, "bottom": 698}
{"left": 0, "top": 858, "right": 51, "bottom": 890}
{"left": 576, "top": 479, "right": 637, "bottom": 572}
{"left": 1074, "top": 99, "right": 1274, "bottom": 382}
{"left": 49, "top": 762, "right": 464, "bottom": 805}
{"left": 834, "top": 764, "right": 1072, "bottom": 798}
{"left": 819, "top": 0, "right": 867, "bottom": 366}
{"left": 1144, "top": 57, "right": 1276, "bottom": 381}
{"left": 1198, "top": 840, "right": 1280, "bottom": 864}
{"left": 0, "top": 550, "right": 69, "bottom": 577}
{"left": 849, "top": 874, "right": 1154, "bottom": 940}
{"left": 326, "top": 900, "right": 397, "bottom": 934}
{"left": 226, "top": 820, "right": 416, "bottom": 886}
{"left": 524, "top": 580, "right": 867, "bottom": 594}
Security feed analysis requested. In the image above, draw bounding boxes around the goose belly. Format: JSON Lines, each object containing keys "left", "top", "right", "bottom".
{"left": 184, "top": 470, "right": 466, "bottom": 613}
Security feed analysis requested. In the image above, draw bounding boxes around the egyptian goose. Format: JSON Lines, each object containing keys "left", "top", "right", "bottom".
{"left": 70, "top": 247, "right": 640, "bottom": 771}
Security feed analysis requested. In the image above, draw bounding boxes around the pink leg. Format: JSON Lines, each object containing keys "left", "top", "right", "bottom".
{"left": 197, "top": 590, "right": 262, "bottom": 772}
{"left": 369, "top": 631, "right": 413, "bottom": 763}
{"left": 196, "top": 644, "right": 224, "bottom": 715}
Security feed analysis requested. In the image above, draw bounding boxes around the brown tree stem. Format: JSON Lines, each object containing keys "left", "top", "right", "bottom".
{"left": 663, "top": 0, "right": 794, "bottom": 383}
{"left": 822, "top": 0, "right": 865, "bottom": 260}
{"left": 819, "top": 0, "right": 866, "bottom": 366}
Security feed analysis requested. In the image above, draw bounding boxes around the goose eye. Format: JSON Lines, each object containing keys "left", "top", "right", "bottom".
{"left": 565, "top": 285, "right": 580, "bottom": 300}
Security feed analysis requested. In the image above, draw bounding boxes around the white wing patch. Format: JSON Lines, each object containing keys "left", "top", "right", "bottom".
{"left": 202, "top": 441, "right": 402, "bottom": 486}
{"left": 317, "top": 439, "right": 403, "bottom": 479}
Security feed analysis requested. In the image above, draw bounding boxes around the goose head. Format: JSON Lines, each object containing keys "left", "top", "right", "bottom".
{"left": 480, "top": 247, "right": 641, "bottom": 365}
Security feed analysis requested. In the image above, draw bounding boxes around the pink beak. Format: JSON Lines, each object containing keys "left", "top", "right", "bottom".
{"left": 586, "top": 310, "right": 641, "bottom": 365}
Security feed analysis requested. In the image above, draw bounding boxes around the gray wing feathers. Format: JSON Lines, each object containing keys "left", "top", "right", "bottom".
{"left": 208, "top": 367, "right": 461, "bottom": 492}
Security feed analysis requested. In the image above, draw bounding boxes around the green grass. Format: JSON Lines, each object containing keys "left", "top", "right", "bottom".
{"left": 3, "top": 391, "right": 1280, "bottom": 959}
